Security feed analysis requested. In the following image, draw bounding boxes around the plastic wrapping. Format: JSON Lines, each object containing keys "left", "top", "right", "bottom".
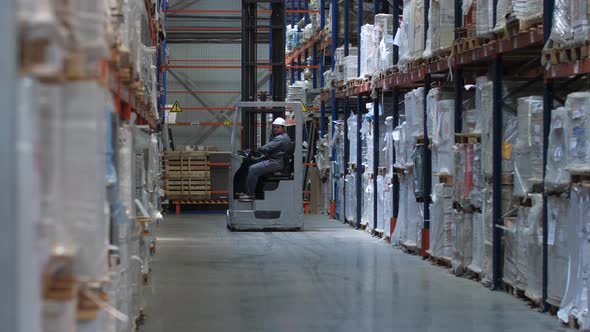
{"left": 476, "top": 0, "right": 495, "bottom": 37}
{"left": 454, "top": 144, "right": 466, "bottom": 205}
{"left": 480, "top": 82, "right": 494, "bottom": 178}
{"left": 362, "top": 115, "right": 374, "bottom": 170}
{"left": 360, "top": 24, "right": 375, "bottom": 77}
{"left": 468, "top": 212, "right": 485, "bottom": 273}
{"left": 397, "top": 0, "right": 425, "bottom": 68}
{"left": 545, "top": 107, "right": 571, "bottom": 192}
{"left": 470, "top": 144, "right": 485, "bottom": 209}
{"left": 392, "top": 174, "right": 408, "bottom": 245}
{"left": 348, "top": 113, "right": 358, "bottom": 165}
{"left": 558, "top": 186, "right": 590, "bottom": 328}
{"left": 565, "top": 92, "right": 590, "bottom": 173}
{"left": 383, "top": 176, "right": 393, "bottom": 237}
{"left": 525, "top": 194, "right": 544, "bottom": 302}
{"left": 376, "top": 175, "right": 385, "bottom": 231}
{"left": 343, "top": 55, "right": 359, "bottom": 81}
{"left": 423, "top": 0, "right": 454, "bottom": 57}
{"left": 375, "top": 14, "right": 395, "bottom": 72}
{"left": 482, "top": 188, "right": 494, "bottom": 284}
{"left": 514, "top": 96, "right": 544, "bottom": 197}
{"left": 494, "top": 0, "right": 543, "bottom": 32}
{"left": 413, "top": 145, "right": 425, "bottom": 199}
{"left": 548, "top": 0, "right": 590, "bottom": 47}
{"left": 405, "top": 88, "right": 425, "bottom": 139}
{"left": 547, "top": 196, "right": 570, "bottom": 307}
{"left": 431, "top": 184, "right": 454, "bottom": 258}
{"left": 383, "top": 116, "right": 395, "bottom": 174}
{"left": 434, "top": 99, "right": 455, "bottom": 174}
{"left": 361, "top": 173, "right": 374, "bottom": 227}
{"left": 61, "top": 82, "right": 108, "bottom": 279}
{"left": 452, "top": 211, "right": 474, "bottom": 275}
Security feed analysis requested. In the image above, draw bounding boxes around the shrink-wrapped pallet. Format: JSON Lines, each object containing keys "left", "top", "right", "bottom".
{"left": 470, "top": 144, "right": 485, "bottom": 209}
{"left": 383, "top": 176, "right": 393, "bottom": 237}
{"left": 393, "top": 124, "right": 405, "bottom": 167}
{"left": 361, "top": 173, "right": 374, "bottom": 228}
{"left": 377, "top": 175, "right": 385, "bottom": 232}
{"left": 397, "top": 0, "right": 425, "bottom": 68}
{"left": 545, "top": 107, "right": 570, "bottom": 192}
{"left": 375, "top": 14, "right": 395, "bottom": 72}
{"left": 383, "top": 116, "right": 395, "bottom": 174}
{"left": 476, "top": 0, "right": 495, "bottom": 37}
{"left": 62, "top": 82, "right": 109, "bottom": 280}
{"left": 345, "top": 173, "right": 355, "bottom": 222}
{"left": 547, "top": 0, "right": 590, "bottom": 47}
{"left": 558, "top": 186, "right": 590, "bottom": 329}
{"left": 525, "top": 194, "right": 544, "bottom": 303}
{"left": 452, "top": 211, "right": 473, "bottom": 275}
{"left": 360, "top": 24, "right": 375, "bottom": 77}
{"left": 424, "top": 0, "right": 455, "bottom": 57}
{"left": 406, "top": 170, "right": 422, "bottom": 248}
{"left": 392, "top": 173, "right": 409, "bottom": 245}
{"left": 405, "top": 88, "right": 425, "bottom": 138}
{"left": 411, "top": 0, "right": 426, "bottom": 59}
{"left": 348, "top": 113, "right": 358, "bottom": 165}
{"left": 454, "top": 144, "right": 467, "bottom": 205}
{"left": 434, "top": 99, "right": 455, "bottom": 174}
{"left": 565, "top": 92, "right": 590, "bottom": 174}
{"left": 494, "top": 0, "right": 543, "bottom": 32}
{"left": 514, "top": 96, "right": 544, "bottom": 197}
{"left": 431, "top": 184, "right": 454, "bottom": 259}
{"left": 343, "top": 55, "right": 359, "bottom": 81}
{"left": 482, "top": 188, "right": 494, "bottom": 284}
{"left": 468, "top": 212, "right": 485, "bottom": 273}
{"left": 547, "top": 196, "right": 570, "bottom": 307}
{"left": 413, "top": 145, "right": 426, "bottom": 199}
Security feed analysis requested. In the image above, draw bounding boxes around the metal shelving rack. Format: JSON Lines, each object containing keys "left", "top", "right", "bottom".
{"left": 313, "top": 0, "right": 590, "bottom": 312}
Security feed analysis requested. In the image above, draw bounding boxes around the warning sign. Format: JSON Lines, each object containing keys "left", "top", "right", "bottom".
{"left": 223, "top": 118, "right": 231, "bottom": 126}
{"left": 171, "top": 101, "right": 183, "bottom": 113}
{"left": 301, "top": 101, "right": 309, "bottom": 113}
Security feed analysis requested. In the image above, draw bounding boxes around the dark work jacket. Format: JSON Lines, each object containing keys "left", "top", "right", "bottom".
{"left": 255, "top": 133, "right": 291, "bottom": 161}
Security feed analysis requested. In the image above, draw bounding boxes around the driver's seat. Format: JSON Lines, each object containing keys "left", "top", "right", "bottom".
{"left": 263, "top": 141, "right": 295, "bottom": 181}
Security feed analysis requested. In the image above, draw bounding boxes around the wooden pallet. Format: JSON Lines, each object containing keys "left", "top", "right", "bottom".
{"left": 172, "top": 199, "right": 228, "bottom": 205}
{"left": 543, "top": 43, "right": 590, "bottom": 65}
{"left": 455, "top": 133, "right": 482, "bottom": 144}
{"left": 429, "top": 255, "right": 452, "bottom": 268}
{"left": 569, "top": 174, "right": 590, "bottom": 190}
{"left": 164, "top": 171, "right": 210, "bottom": 179}
{"left": 433, "top": 173, "right": 453, "bottom": 185}
{"left": 453, "top": 36, "right": 490, "bottom": 54}
{"left": 372, "top": 229, "right": 384, "bottom": 238}
{"left": 464, "top": 267, "right": 482, "bottom": 282}
{"left": 400, "top": 242, "right": 420, "bottom": 255}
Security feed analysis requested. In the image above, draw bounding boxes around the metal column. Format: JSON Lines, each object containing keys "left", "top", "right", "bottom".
{"left": 320, "top": 0, "right": 326, "bottom": 137}
{"left": 373, "top": 100, "right": 380, "bottom": 231}
{"left": 421, "top": 0, "right": 432, "bottom": 257}
{"left": 242, "top": 0, "right": 258, "bottom": 150}
{"left": 355, "top": 0, "right": 364, "bottom": 229}
{"left": 356, "top": 97, "right": 363, "bottom": 228}
{"left": 391, "top": 0, "right": 400, "bottom": 224}
{"left": 541, "top": 0, "right": 555, "bottom": 311}
{"left": 454, "top": 0, "right": 463, "bottom": 133}
{"left": 492, "top": 54, "right": 504, "bottom": 289}
{"left": 0, "top": 0, "right": 18, "bottom": 330}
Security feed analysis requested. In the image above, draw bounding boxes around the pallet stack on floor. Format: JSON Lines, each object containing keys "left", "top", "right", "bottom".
{"left": 15, "top": 0, "right": 165, "bottom": 331}
{"left": 163, "top": 150, "right": 231, "bottom": 214}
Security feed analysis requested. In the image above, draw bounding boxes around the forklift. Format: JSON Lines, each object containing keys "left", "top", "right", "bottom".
{"left": 226, "top": 0, "right": 303, "bottom": 231}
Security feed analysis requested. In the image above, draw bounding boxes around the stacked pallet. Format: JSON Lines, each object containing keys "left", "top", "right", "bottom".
{"left": 163, "top": 151, "right": 212, "bottom": 200}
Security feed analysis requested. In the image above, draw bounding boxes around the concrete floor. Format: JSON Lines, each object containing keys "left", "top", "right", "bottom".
{"left": 142, "top": 214, "right": 567, "bottom": 332}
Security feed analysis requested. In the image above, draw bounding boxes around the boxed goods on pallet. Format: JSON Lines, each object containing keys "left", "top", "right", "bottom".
{"left": 494, "top": 0, "right": 542, "bottom": 32}
{"left": 451, "top": 211, "right": 473, "bottom": 275}
{"left": 558, "top": 186, "right": 590, "bottom": 329}
{"left": 432, "top": 99, "right": 455, "bottom": 175}
{"left": 502, "top": 194, "right": 543, "bottom": 302}
{"left": 343, "top": 55, "right": 359, "bottom": 82}
{"left": 513, "top": 96, "right": 544, "bottom": 197}
{"left": 424, "top": 0, "right": 454, "bottom": 57}
{"left": 361, "top": 173, "right": 374, "bottom": 227}
{"left": 547, "top": 196, "right": 570, "bottom": 307}
{"left": 360, "top": 24, "right": 375, "bottom": 78}
{"left": 475, "top": 0, "right": 495, "bottom": 37}
{"left": 404, "top": 88, "right": 425, "bottom": 139}
{"left": 392, "top": 172, "right": 422, "bottom": 249}
{"left": 397, "top": 0, "right": 425, "bottom": 69}
{"left": 431, "top": 184, "right": 454, "bottom": 259}
{"left": 565, "top": 92, "right": 590, "bottom": 174}
{"left": 375, "top": 14, "right": 395, "bottom": 72}
{"left": 547, "top": 0, "right": 590, "bottom": 48}
{"left": 546, "top": 107, "right": 570, "bottom": 192}
{"left": 468, "top": 212, "right": 485, "bottom": 274}
{"left": 163, "top": 151, "right": 211, "bottom": 200}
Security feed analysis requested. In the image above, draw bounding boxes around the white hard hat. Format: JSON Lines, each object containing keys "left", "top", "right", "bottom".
{"left": 272, "top": 117, "right": 286, "bottom": 126}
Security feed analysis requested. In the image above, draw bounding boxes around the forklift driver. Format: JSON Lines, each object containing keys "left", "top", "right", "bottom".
{"left": 240, "top": 117, "right": 291, "bottom": 200}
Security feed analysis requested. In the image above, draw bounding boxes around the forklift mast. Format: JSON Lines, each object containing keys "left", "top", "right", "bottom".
{"left": 241, "top": 0, "right": 286, "bottom": 150}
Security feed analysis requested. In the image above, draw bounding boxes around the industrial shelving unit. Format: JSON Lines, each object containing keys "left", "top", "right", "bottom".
{"left": 310, "top": 0, "right": 590, "bottom": 317}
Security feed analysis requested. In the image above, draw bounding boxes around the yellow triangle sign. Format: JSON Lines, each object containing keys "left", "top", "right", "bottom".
{"left": 223, "top": 118, "right": 231, "bottom": 126}
{"left": 301, "top": 101, "right": 309, "bottom": 113}
{"left": 171, "top": 101, "right": 183, "bottom": 113}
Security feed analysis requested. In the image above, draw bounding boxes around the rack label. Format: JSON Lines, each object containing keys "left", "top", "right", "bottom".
{"left": 171, "top": 101, "right": 183, "bottom": 113}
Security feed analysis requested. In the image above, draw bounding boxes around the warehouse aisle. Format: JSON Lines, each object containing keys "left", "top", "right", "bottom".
{"left": 142, "top": 214, "right": 566, "bottom": 332}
